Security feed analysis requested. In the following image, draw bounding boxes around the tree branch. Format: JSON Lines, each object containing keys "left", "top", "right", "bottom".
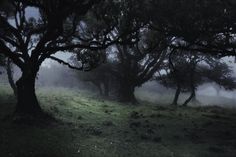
{"left": 49, "top": 56, "right": 85, "bottom": 71}
{"left": 0, "top": 40, "right": 24, "bottom": 68}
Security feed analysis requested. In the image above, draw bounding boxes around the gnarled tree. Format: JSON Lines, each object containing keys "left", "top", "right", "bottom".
{"left": 110, "top": 30, "right": 169, "bottom": 103}
{"left": 157, "top": 50, "right": 236, "bottom": 106}
{"left": 0, "top": 0, "right": 140, "bottom": 118}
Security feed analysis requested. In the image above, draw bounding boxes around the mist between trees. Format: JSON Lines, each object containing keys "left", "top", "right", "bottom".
{"left": 1, "top": 55, "right": 236, "bottom": 109}
{"left": 1, "top": 0, "right": 236, "bottom": 119}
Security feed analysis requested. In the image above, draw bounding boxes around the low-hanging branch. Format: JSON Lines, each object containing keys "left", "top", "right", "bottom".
{"left": 49, "top": 56, "right": 85, "bottom": 71}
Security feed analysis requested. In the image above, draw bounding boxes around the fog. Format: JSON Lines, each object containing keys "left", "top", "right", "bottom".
{"left": 136, "top": 81, "right": 236, "bottom": 109}
{"left": 1, "top": 57, "right": 236, "bottom": 109}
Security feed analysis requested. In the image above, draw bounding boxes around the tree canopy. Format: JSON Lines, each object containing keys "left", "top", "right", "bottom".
{"left": 149, "top": 0, "right": 236, "bottom": 56}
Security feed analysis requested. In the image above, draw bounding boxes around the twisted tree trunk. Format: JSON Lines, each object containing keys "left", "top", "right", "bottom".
{"left": 15, "top": 68, "right": 42, "bottom": 116}
{"left": 183, "top": 65, "right": 196, "bottom": 107}
{"left": 183, "top": 88, "right": 195, "bottom": 107}
{"left": 172, "top": 85, "right": 181, "bottom": 106}
{"left": 118, "top": 81, "right": 137, "bottom": 103}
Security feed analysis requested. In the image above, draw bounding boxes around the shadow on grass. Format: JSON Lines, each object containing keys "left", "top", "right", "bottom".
{"left": 0, "top": 87, "right": 236, "bottom": 157}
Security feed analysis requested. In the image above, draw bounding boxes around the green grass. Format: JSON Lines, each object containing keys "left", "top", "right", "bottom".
{"left": 0, "top": 85, "right": 236, "bottom": 157}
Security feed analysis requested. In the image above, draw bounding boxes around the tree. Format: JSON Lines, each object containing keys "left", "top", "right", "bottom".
{"left": 157, "top": 50, "right": 202, "bottom": 106}
{"left": 157, "top": 51, "right": 236, "bottom": 106}
{"left": 203, "top": 59, "right": 236, "bottom": 91}
{"left": 75, "top": 29, "right": 169, "bottom": 103}
{"left": 147, "top": 0, "right": 236, "bottom": 105}
{"left": 71, "top": 0, "right": 157, "bottom": 103}
{"left": 110, "top": 30, "right": 169, "bottom": 103}
{"left": 0, "top": 0, "right": 140, "bottom": 118}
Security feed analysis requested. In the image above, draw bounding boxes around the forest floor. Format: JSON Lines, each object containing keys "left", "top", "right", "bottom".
{"left": 0, "top": 85, "right": 236, "bottom": 157}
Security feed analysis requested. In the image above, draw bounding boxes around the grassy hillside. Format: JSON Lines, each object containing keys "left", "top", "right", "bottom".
{"left": 0, "top": 85, "right": 236, "bottom": 157}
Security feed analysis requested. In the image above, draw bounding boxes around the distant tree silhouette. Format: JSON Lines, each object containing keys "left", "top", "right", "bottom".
{"left": 76, "top": 62, "right": 115, "bottom": 97}
{"left": 157, "top": 51, "right": 236, "bottom": 106}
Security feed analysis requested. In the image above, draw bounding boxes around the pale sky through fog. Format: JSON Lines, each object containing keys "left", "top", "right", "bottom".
{"left": 25, "top": 7, "right": 40, "bottom": 19}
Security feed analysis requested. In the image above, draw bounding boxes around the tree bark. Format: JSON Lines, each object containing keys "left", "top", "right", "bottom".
{"left": 15, "top": 69, "right": 42, "bottom": 116}
{"left": 103, "top": 81, "right": 109, "bottom": 97}
{"left": 118, "top": 83, "right": 136, "bottom": 103}
{"left": 172, "top": 85, "right": 181, "bottom": 106}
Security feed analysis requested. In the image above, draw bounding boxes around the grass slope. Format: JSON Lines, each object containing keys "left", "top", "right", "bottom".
{"left": 0, "top": 85, "right": 236, "bottom": 157}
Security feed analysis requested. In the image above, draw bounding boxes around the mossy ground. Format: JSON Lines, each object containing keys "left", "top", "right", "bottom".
{"left": 0, "top": 85, "right": 236, "bottom": 157}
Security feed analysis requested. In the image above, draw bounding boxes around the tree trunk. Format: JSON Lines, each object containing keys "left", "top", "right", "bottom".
{"left": 118, "top": 83, "right": 136, "bottom": 103}
{"left": 183, "top": 65, "right": 196, "bottom": 107}
{"left": 6, "top": 59, "right": 17, "bottom": 96}
{"left": 192, "top": 92, "right": 196, "bottom": 102}
{"left": 172, "top": 85, "right": 181, "bottom": 106}
{"left": 191, "top": 90, "right": 197, "bottom": 102}
{"left": 182, "top": 90, "right": 195, "bottom": 107}
{"left": 103, "top": 81, "right": 109, "bottom": 97}
{"left": 15, "top": 70, "right": 42, "bottom": 116}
